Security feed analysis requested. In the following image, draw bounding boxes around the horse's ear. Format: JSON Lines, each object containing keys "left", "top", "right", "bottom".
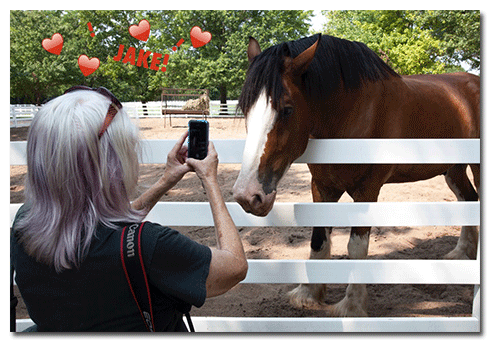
{"left": 247, "top": 37, "right": 262, "bottom": 63}
{"left": 291, "top": 34, "right": 321, "bottom": 76}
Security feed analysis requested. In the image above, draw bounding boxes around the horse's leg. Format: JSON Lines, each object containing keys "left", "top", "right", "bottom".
{"left": 287, "top": 178, "right": 344, "bottom": 308}
{"left": 331, "top": 227, "right": 371, "bottom": 317}
{"left": 444, "top": 164, "right": 479, "bottom": 260}
{"left": 469, "top": 164, "right": 480, "bottom": 194}
{"left": 332, "top": 180, "right": 384, "bottom": 317}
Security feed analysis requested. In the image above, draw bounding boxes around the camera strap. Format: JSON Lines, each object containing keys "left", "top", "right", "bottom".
{"left": 10, "top": 262, "right": 18, "bottom": 332}
{"left": 120, "top": 223, "right": 195, "bottom": 332}
{"left": 120, "top": 223, "right": 155, "bottom": 332}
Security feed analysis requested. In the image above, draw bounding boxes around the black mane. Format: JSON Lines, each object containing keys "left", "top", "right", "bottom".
{"left": 238, "top": 34, "right": 400, "bottom": 116}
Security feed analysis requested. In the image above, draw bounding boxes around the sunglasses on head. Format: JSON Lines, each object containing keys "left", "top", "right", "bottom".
{"left": 64, "top": 85, "right": 123, "bottom": 138}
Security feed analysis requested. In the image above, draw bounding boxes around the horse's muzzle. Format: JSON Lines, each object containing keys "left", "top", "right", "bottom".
{"left": 233, "top": 185, "right": 277, "bottom": 217}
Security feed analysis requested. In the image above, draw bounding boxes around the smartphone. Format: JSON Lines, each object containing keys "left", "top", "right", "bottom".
{"left": 188, "top": 120, "right": 209, "bottom": 160}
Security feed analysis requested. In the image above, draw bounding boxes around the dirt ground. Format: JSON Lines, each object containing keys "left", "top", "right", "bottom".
{"left": 11, "top": 117, "right": 476, "bottom": 320}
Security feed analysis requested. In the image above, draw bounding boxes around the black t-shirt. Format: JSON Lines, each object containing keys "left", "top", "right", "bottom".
{"left": 11, "top": 207, "right": 211, "bottom": 332}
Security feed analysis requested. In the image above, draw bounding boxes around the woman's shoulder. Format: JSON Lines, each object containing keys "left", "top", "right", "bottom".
{"left": 141, "top": 221, "right": 210, "bottom": 261}
{"left": 12, "top": 204, "right": 30, "bottom": 227}
{"left": 141, "top": 221, "right": 178, "bottom": 237}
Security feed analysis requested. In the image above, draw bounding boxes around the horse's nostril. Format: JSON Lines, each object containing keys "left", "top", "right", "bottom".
{"left": 251, "top": 194, "right": 263, "bottom": 207}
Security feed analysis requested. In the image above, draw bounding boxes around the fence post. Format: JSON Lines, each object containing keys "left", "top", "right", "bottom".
{"left": 10, "top": 105, "right": 17, "bottom": 128}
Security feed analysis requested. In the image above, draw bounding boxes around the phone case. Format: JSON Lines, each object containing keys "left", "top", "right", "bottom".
{"left": 188, "top": 120, "right": 209, "bottom": 160}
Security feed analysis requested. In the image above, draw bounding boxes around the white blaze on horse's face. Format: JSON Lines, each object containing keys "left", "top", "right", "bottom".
{"left": 233, "top": 89, "right": 278, "bottom": 217}
{"left": 242, "top": 90, "right": 277, "bottom": 175}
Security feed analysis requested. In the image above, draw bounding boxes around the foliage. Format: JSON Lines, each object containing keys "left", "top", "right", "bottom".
{"left": 323, "top": 10, "right": 480, "bottom": 75}
{"left": 10, "top": 10, "right": 312, "bottom": 104}
{"left": 415, "top": 10, "right": 480, "bottom": 70}
{"left": 147, "top": 10, "right": 312, "bottom": 103}
{"left": 10, "top": 10, "right": 479, "bottom": 104}
{"left": 10, "top": 10, "right": 74, "bottom": 104}
{"left": 10, "top": 10, "right": 152, "bottom": 104}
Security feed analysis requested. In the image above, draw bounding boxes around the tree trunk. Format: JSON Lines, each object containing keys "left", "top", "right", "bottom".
{"left": 219, "top": 85, "right": 228, "bottom": 115}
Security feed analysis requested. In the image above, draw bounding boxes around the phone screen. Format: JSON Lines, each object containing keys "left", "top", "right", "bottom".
{"left": 188, "top": 120, "right": 209, "bottom": 160}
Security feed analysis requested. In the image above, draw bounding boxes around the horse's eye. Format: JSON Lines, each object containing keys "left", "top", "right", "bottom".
{"left": 283, "top": 106, "right": 294, "bottom": 118}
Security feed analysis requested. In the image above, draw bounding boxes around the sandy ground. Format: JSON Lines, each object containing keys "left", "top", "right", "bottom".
{"left": 11, "top": 117, "right": 476, "bottom": 320}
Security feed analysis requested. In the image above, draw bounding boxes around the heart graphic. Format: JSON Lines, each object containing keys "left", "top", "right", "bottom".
{"left": 78, "top": 55, "right": 100, "bottom": 76}
{"left": 129, "top": 19, "right": 150, "bottom": 42}
{"left": 190, "top": 26, "right": 212, "bottom": 48}
{"left": 42, "top": 33, "right": 64, "bottom": 55}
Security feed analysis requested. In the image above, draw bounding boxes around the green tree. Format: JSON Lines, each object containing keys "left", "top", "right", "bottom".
{"left": 323, "top": 10, "right": 479, "bottom": 75}
{"left": 415, "top": 10, "right": 480, "bottom": 70}
{"left": 147, "top": 10, "right": 313, "bottom": 112}
{"left": 55, "top": 10, "right": 164, "bottom": 102}
{"left": 10, "top": 10, "right": 313, "bottom": 105}
{"left": 10, "top": 10, "right": 72, "bottom": 104}
{"left": 76, "top": 10, "right": 168, "bottom": 102}
{"left": 10, "top": 10, "right": 163, "bottom": 104}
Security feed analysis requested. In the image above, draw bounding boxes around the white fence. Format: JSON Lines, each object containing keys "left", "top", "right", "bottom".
{"left": 10, "top": 101, "right": 241, "bottom": 128}
{"left": 123, "top": 100, "right": 241, "bottom": 118}
{"left": 10, "top": 138, "right": 480, "bottom": 332}
{"left": 10, "top": 104, "right": 40, "bottom": 128}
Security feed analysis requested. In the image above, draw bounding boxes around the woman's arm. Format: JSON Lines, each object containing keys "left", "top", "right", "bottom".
{"left": 131, "top": 132, "right": 191, "bottom": 214}
{"left": 186, "top": 144, "right": 248, "bottom": 297}
{"left": 134, "top": 133, "right": 247, "bottom": 297}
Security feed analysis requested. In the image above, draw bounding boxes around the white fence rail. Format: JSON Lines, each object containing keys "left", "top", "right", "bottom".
{"left": 10, "top": 101, "right": 241, "bottom": 128}
{"left": 10, "top": 138, "right": 480, "bottom": 332}
{"left": 10, "top": 104, "right": 40, "bottom": 128}
{"left": 120, "top": 100, "right": 241, "bottom": 117}
{"left": 10, "top": 138, "right": 480, "bottom": 166}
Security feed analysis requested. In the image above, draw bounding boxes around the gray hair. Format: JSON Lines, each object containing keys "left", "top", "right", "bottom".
{"left": 16, "top": 90, "right": 144, "bottom": 272}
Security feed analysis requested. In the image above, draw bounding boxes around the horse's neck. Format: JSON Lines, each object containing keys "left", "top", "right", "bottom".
{"left": 310, "top": 78, "right": 404, "bottom": 139}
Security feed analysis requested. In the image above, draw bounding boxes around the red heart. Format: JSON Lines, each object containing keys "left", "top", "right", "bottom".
{"left": 190, "top": 26, "right": 212, "bottom": 48}
{"left": 78, "top": 55, "right": 100, "bottom": 76}
{"left": 129, "top": 19, "right": 150, "bottom": 42}
{"left": 42, "top": 33, "right": 63, "bottom": 55}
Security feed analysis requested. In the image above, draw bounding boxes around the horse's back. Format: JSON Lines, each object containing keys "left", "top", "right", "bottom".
{"left": 399, "top": 72, "right": 480, "bottom": 139}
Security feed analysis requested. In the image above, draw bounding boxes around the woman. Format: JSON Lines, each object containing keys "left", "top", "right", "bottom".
{"left": 11, "top": 86, "right": 248, "bottom": 332}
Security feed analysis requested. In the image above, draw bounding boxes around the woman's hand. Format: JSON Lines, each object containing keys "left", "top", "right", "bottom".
{"left": 185, "top": 142, "right": 219, "bottom": 187}
{"left": 162, "top": 131, "right": 193, "bottom": 188}
{"left": 132, "top": 131, "right": 191, "bottom": 213}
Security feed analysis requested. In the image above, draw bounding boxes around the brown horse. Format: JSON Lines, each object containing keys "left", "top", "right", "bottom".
{"left": 233, "top": 34, "right": 480, "bottom": 317}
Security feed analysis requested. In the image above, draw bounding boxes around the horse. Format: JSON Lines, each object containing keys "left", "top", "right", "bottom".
{"left": 232, "top": 34, "right": 480, "bottom": 317}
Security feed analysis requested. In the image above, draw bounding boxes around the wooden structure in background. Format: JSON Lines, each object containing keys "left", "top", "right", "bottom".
{"left": 161, "top": 88, "right": 210, "bottom": 127}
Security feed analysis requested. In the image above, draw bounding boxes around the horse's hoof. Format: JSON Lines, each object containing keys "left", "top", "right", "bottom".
{"left": 287, "top": 284, "right": 326, "bottom": 309}
{"left": 332, "top": 297, "right": 368, "bottom": 317}
{"left": 444, "top": 247, "right": 471, "bottom": 260}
